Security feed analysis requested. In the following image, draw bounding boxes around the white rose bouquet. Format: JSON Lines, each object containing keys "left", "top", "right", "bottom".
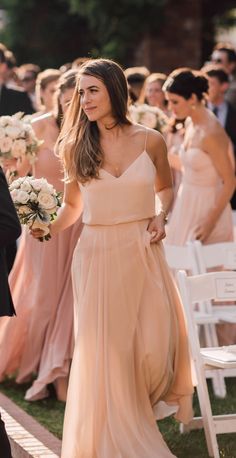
{"left": 9, "top": 176, "right": 62, "bottom": 241}
{"left": 0, "top": 112, "right": 43, "bottom": 177}
{"left": 129, "top": 103, "right": 168, "bottom": 133}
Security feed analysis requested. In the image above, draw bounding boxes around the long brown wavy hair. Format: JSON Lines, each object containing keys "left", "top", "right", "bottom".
{"left": 55, "top": 58, "right": 131, "bottom": 183}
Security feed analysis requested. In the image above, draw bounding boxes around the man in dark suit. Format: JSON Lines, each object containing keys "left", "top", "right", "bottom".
{"left": 210, "top": 43, "right": 236, "bottom": 110}
{"left": 0, "top": 43, "right": 34, "bottom": 272}
{"left": 204, "top": 66, "right": 236, "bottom": 210}
{"left": 0, "top": 166, "right": 21, "bottom": 457}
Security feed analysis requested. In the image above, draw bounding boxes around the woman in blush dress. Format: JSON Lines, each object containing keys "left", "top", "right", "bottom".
{"left": 163, "top": 68, "right": 236, "bottom": 345}
{"left": 33, "top": 68, "right": 61, "bottom": 116}
{"left": 0, "top": 69, "right": 82, "bottom": 401}
{"left": 32, "top": 58, "right": 193, "bottom": 458}
{"left": 164, "top": 68, "right": 235, "bottom": 246}
{"left": 140, "top": 72, "right": 170, "bottom": 115}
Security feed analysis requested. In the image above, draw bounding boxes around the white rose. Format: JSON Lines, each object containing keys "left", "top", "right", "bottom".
{"left": 40, "top": 182, "right": 54, "bottom": 193}
{"left": 9, "top": 176, "right": 25, "bottom": 191}
{"left": 30, "top": 178, "right": 46, "bottom": 191}
{"left": 15, "top": 190, "right": 30, "bottom": 204}
{"left": 140, "top": 111, "right": 157, "bottom": 129}
{"left": 13, "top": 112, "right": 24, "bottom": 121}
{"left": 20, "top": 180, "right": 32, "bottom": 193}
{"left": 0, "top": 116, "right": 12, "bottom": 127}
{"left": 38, "top": 191, "right": 57, "bottom": 211}
{"left": 29, "top": 191, "right": 37, "bottom": 201}
{"left": 9, "top": 181, "right": 20, "bottom": 191}
{"left": 10, "top": 188, "right": 20, "bottom": 201}
{"left": 0, "top": 127, "right": 5, "bottom": 139}
{"left": 11, "top": 139, "right": 27, "bottom": 158}
{"left": 5, "top": 125, "right": 22, "bottom": 139}
{"left": 0, "top": 136, "right": 13, "bottom": 153}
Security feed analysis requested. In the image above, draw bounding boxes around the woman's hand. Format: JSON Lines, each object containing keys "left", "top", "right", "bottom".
{"left": 30, "top": 228, "right": 46, "bottom": 239}
{"left": 194, "top": 216, "right": 216, "bottom": 242}
{"left": 30, "top": 223, "right": 52, "bottom": 241}
{"left": 147, "top": 212, "right": 167, "bottom": 243}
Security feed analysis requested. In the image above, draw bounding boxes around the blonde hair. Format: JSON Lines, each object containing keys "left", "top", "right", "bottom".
{"left": 56, "top": 58, "right": 131, "bottom": 184}
{"left": 139, "top": 72, "right": 167, "bottom": 104}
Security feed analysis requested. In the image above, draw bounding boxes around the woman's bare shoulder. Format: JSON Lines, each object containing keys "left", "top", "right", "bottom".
{"left": 31, "top": 113, "right": 56, "bottom": 132}
{"left": 130, "top": 124, "right": 165, "bottom": 145}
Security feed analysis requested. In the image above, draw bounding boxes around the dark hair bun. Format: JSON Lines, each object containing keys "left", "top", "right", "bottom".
{"left": 163, "top": 68, "right": 208, "bottom": 100}
{"left": 194, "top": 74, "right": 209, "bottom": 97}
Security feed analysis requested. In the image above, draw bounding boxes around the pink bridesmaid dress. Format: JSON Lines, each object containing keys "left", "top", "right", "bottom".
{"left": 166, "top": 145, "right": 235, "bottom": 345}
{"left": 166, "top": 146, "right": 233, "bottom": 245}
{"left": 61, "top": 139, "right": 193, "bottom": 457}
{"left": 0, "top": 146, "right": 82, "bottom": 400}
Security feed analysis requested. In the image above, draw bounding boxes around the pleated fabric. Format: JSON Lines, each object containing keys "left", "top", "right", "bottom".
{"left": 166, "top": 147, "right": 233, "bottom": 245}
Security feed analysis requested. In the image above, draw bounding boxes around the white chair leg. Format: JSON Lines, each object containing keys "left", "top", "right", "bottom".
{"left": 203, "top": 323, "right": 226, "bottom": 398}
{"left": 196, "top": 367, "right": 220, "bottom": 458}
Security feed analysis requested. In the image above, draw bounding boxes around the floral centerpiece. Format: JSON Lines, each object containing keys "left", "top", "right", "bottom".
{"left": 9, "top": 176, "right": 62, "bottom": 241}
{"left": 0, "top": 112, "right": 42, "bottom": 176}
{"left": 129, "top": 103, "right": 168, "bottom": 134}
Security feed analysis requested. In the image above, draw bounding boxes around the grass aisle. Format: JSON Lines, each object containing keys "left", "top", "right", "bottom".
{"left": 0, "top": 378, "right": 236, "bottom": 457}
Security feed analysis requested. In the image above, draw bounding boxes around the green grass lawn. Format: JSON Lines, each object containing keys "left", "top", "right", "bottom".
{"left": 1, "top": 378, "right": 236, "bottom": 457}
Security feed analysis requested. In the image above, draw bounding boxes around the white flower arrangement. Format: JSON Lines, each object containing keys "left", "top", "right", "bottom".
{"left": 9, "top": 176, "right": 62, "bottom": 241}
{"left": 129, "top": 103, "right": 168, "bottom": 133}
{"left": 0, "top": 112, "right": 43, "bottom": 171}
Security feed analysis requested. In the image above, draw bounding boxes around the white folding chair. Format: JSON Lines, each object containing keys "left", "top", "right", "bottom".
{"left": 164, "top": 242, "right": 226, "bottom": 397}
{"left": 193, "top": 240, "right": 236, "bottom": 396}
{"left": 164, "top": 243, "right": 216, "bottom": 324}
{"left": 164, "top": 242, "right": 198, "bottom": 275}
{"left": 194, "top": 240, "right": 236, "bottom": 322}
{"left": 177, "top": 270, "right": 236, "bottom": 458}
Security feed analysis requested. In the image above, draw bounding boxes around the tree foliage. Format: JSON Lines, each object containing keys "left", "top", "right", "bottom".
{"left": 66, "top": 0, "right": 167, "bottom": 63}
{"left": 0, "top": 0, "right": 92, "bottom": 68}
{"left": 0, "top": 0, "right": 167, "bottom": 67}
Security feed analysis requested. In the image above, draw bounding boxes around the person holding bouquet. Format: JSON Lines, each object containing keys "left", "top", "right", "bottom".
{"left": 0, "top": 69, "right": 82, "bottom": 402}
{"left": 32, "top": 59, "right": 193, "bottom": 457}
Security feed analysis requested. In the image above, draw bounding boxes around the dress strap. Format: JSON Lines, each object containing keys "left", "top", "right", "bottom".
{"left": 144, "top": 129, "right": 148, "bottom": 152}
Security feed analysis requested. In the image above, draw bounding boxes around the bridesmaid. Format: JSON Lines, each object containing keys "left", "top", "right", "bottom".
{"left": 32, "top": 58, "right": 193, "bottom": 458}
{"left": 140, "top": 72, "right": 169, "bottom": 115}
{"left": 163, "top": 68, "right": 236, "bottom": 345}
{"left": 164, "top": 68, "right": 235, "bottom": 245}
{"left": 0, "top": 69, "right": 82, "bottom": 401}
{"left": 34, "top": 68, "right": 61, "bottom": 115}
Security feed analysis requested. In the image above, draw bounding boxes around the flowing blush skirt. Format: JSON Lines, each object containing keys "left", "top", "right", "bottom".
{"left": 61, "top": 219, "right": 193, "bottom": 458}
{"left": 0, "top": 217, "right": 82, "bottom": 400}
{"left": 166, "top": 182, "right": 233, "bottom": 245}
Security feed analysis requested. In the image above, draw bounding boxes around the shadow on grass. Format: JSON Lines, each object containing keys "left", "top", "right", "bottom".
{"left": 0, "top": 377, "right": 236, "bottom": 456}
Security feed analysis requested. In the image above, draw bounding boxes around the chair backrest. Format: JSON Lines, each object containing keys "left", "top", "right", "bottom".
{"left": 178, "top": 270, "right": 236, "bottom": 304}
{"left": 164, "top": 242, "right": 198, "bottom": 274}
{"left": 194, "top": 240, "right": 236, "bottom": 272}
{"left": 177, "top": 270, "right": 236, "bottom": 364}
